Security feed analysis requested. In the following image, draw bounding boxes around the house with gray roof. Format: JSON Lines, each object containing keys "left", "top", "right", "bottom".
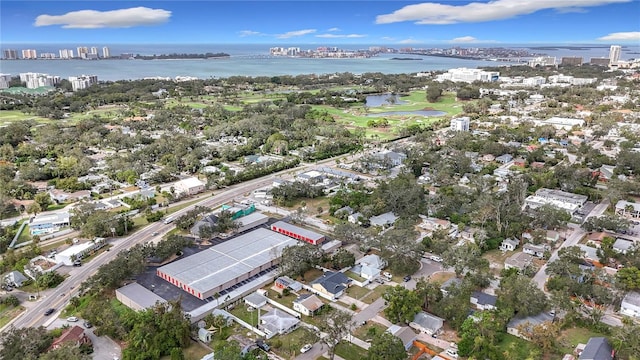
{"left": 579, "top": 337, "right": 613, "bottom": 360}
{"left": 310, "top": 271, "right": 351, "bottom": 300}
{"left": 500, "top": 238, "right": 520, "bottom": 251}
{"left": 4, "top": 270, "right": 28, "bottom": 287}
{"left": 410, "top": 311, "right": 444, "bottom": 335}
{"left": 369, "top": 212, "right": 398, "bottom": 228}
{"left": 293, "top": 294, "right": 324, "bottom": 316}
{"left": 504, "top": 252, "right": 534, "bottom": 271}
{"left": 613, "top": 238, "right": 634, "bottom": 254}
{"left": 507, "top": 312, "right": 554, "bottom": 339}
{"left": 620, "top": 291, "right": 640, "bottom": 319}
{"left": 471, "top": 291, "right": 497, "bottom": 310}
{"left": 244, "top": 292, "right": 268, "bottom": 309}
{"left": 440, "top": 277, "right": 463, "bottom": 295}
{"left": 260, "top": 309, "right": 300, "bottom": 338}
{"left": 388, "top": 325, "right": 417, "bottom": 350}
{"left": 523, "top": 243, "right": 549, "bottom": 258}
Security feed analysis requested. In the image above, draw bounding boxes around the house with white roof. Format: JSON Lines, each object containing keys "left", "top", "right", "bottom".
{"left": 174, "top": 177, "right": 205, "bottom": 196}
{"left": 260, "top": 309, "right": 300, "bottom": 338}
{"left": 615, "top": 200, "right": 640, "bottom": 219}
{"left": 620, "top": 291, "right": 640, "bottom": 319}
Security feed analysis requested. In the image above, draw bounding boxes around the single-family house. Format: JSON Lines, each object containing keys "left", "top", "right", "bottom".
{"left": 244, "top": 292, "right": 268, "bottom": 309}
{"left": 419, "top": 216, "right": 458, "bottom": 238}
{"left": 410, "top": 312, "right": 444, "bottom": 335}
{"left": 260, "top": 309, "right": 300, "bottom": 337}
{"left": 504, "top": 252, "right": 534, "bottom": 271}
{"left": 613, "top": 238, "right": 634, "bottom": 254}
{"left": 513, "top": 158, "right": 526, "bottom": 167}
{"left": 579, "top": 245, "right": 601, "bottom": 267}
{"left": 310, "top": 271, "right": 351, "bottom": 300}
{"left": 523, "top": 243, "right": 549, "bottom": 258}
{"left": 352, "top": 254, "right": 386, "bottom": 280}
{"left": 388, "top": 325, "right": 417, "bottom": 351}
{"left": 374, "top": 150, "right": 407, "bottom": 167}
{"left": 471, "top": 291, "right": 498, "bottom": 311}
{"left": 481, "top": 154, "right": 496, "bottom": 162}
{"left": 496, "top": 154, "right": 513, "bottom": 164}
{"left": 198, "top": 328, "right": 213, "bottom": 343}
{"left": 190, "top": 214, "right": 218, "bottom": 238}
{"left": 579, "top": 337, "right": 614, "bottom": 360}
{"left": 369, "top": 212, "right": 398, "bottom": 228}
{"left": 620, "top": 291, "right": 640, "bottom": 319}
{"left": 4, "top": 270, "right": 28, "bottom": 287}
{"left": 274, "top": 276, "right": 303, "bottom": 292}
{"left": 292, "top": 294, "right": 324, "bottom": 316}
{"left": 440, "top": 277, "right": 462, "bottom": 296}
{"left": 507, "top": 312, "right": 554, "bottom": 339}
{"left": 546, "top": 230, "right": 561, "bottom": 243}
{"left": 348, "top": 212, "right": 363, "bottom": 224}
{"left": 51, "top": 325, "right": 91, "bottom": 349}
{"left": 500, "top": 238, "right": 520, "bottom": 251}
{"left": 334, "top": 206, "right": 354, "bottom": 219}
{"left": 598, "top": 165, "right": 615, "bottom": 182}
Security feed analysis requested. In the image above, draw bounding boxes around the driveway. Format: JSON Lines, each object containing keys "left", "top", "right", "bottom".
{"left": 404, "top": 257, "right": 444, "bottom": 290}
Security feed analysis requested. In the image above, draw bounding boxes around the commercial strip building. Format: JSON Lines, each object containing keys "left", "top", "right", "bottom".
{"left": 523, "top": 188, "right": 588, "bottom": 214}
{"left": 270, "top": 221, "right": 325, "bottom": 245}
{"left": 54, "top": 238, "right": 106, "bottom": 266}
{"left": 29, "top": 212, "right": 70, "bottom": 236}
{"left": 173, "top": 177, "right": 206, "bottom": 196}
{"left": 157, "top": 228, "right": 298, "bottom": 300}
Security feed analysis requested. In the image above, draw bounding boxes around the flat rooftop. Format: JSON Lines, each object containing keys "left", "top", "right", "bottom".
{"left": 271, "top": 221, "right": 324, "bottom": 241}
{"left": 116, "top": 282, "right": 166, "bottom": 309}
{"left": 157, "top": 228, "right": 298, "bottom": 295}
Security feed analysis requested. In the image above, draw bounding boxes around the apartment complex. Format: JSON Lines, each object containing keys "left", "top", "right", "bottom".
{"left": 69, "top": 75, "right": 98, "bottom": 91}
{"left": 524, "top": 188, "right": 588, "bottom": 214}
{"left": 0, "top": 74, "right": 12, "bottom": 89}
{"left": 3, "top": 49, "right": 18, "bottom": 60}
{"left": 19, "top": 72, "right": 61, "bottom": 89}
{"left": 436, "top": 68, "right": 499, "bottom": 83}
{"left": 609, "top": 45, "right": 621, "bottom": 65}
{"left": 450, "top": 117, "right": 470, "bottom": 132}
{"left": 21, "top": 49, "right": 37, "bottom": 59}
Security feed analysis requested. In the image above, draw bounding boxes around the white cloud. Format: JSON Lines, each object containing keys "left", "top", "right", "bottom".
{"left": 398, "top": 38, "right": 422, "bottom": 44}
{"left": 238, "top": 30, "right": 263, "bottom": 37}
{"left": 449, "top": 36, "right": 498, "bottom": 43}
{"left": 327, "top": 27, "right": 341, "bottom": 32}
{"left": 276, "top": 29, "right": 316, "bottom": 39}
{"left": 34, "top": 7, "right": 171, "bottom": 29}
{"left": 376, "top": 0, "right": 629, "bottom": 25}
{"left": 316, "top": 33, "right": 366, "bottom": 38}
{"left": 381, "top": 36, "right": 396, "bottom": 41}
{"left": 597, "top": 31, "right": 640, "bottom": 41}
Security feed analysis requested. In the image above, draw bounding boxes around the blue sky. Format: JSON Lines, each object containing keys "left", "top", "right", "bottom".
{"left": 1, "top": 0, "right": 639, "bottom": 45}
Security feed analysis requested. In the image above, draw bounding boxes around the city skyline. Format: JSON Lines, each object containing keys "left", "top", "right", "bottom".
{"left": 1, "top": 0, "right": 639, "bottom": 45}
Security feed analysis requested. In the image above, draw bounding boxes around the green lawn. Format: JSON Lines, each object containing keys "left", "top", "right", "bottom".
{"left": 353, "top": 322, "right": 387, "bottom": 342}
{"left": 15, "top": 224, "right": 31, "bottom": 244}
{"left": 334, "top": 341, "right": 368, "bottom": 360}
{"left": 272, "top": 327, "right": 317, "bottom": 358}
{"left": 269, "top": 292, "right": 298, "bottom": 309}
{"left": 0, "top": 110, "right": 50, "bottom": 123}
{"left": 344, "top": 285, "right": 370, "bottom": 300}
{"left": 0, "top": 304, "right": 25, "bottom": 328}
{"left": 496, "top": 334, "right": 540, "bottom": 359}
{"left": 229, "top": 305, "right": 260, "bottom": 327}
{"left": 361, "top": 285, "right": 390, "bottom": 304}
{"left": 160, "top": 340, "right": 211, "bottom": 360}
{"left": 558, "top": 327, "right": 608, "bottom": 354}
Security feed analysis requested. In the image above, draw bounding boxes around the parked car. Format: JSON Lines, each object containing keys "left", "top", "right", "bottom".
{"left": 446, "top": 348, "right": 459, "bottom": 358}
{"left": 67, "top": 316, "right": 79, "bottom": 322}
{"left": 429, "top": 255, "right": 443, "bottom": 262}
{"left": 300, "top": 344, "right": 312, "bottom": 353}
{"left": 383, "top": 272, "right": 393, "bottom": 279}
{"left": 403, "top": 275, "right": 411, "bottom": 282}
{"left": 44, "top": 308, "right": 55, "bottom": 316}
{"left": 256, "top": 340, "right": 270, "bottom": 352}
{"left": 83, "top": 321, "right": 93, "bottom": 328}
{"left": 152, "top": 232, "right": 159, "bottom": 236}
{"left": 73, "top": 260, "right": 82, "bottom": 267}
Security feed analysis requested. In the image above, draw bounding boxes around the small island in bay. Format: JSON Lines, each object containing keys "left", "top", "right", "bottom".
{"left": 133, "top": 52, "right": 230, "bottom": 60}
{"left": 390, "top": 57, "right": 423, "bottom": 61}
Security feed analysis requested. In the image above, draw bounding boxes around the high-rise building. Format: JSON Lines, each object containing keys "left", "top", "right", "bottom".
{"left": 21, "top": 49, "right": 37, "bottom": 59}
{"left": 3, "top": 49, "right": 18, "bottom": 60}
{"left": 76, "top": 47, "right": 89, "bottom": 59}
{"left": 590, "top": 58, "right": 610, "bottom": 67}
{"left": 19, "top": 72, "right": 60, "bottom": 88}
{"left": 102, "top": 47, "right": 110, "bottom": 59}
{"left": 59, "top": 49, "right": 74, "bottom": 59}
{"left": 69, "top": 75, "right": 98, "bottom": 91}
{"left": 609, "top": 45, "right": 621, "bottom": 65}
{"left": 0, "top": 74, "right": 12, "bottom": 89}
{"left": 560, "top": 57, "right": 583, "bottom": 66}
{"left": 90, "top": 47, "right": 98, "bottom": 55}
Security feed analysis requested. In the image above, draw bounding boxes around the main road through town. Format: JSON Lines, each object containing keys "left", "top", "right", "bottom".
{"left": 9, "top": 156, "right": 347, "bottom": 330}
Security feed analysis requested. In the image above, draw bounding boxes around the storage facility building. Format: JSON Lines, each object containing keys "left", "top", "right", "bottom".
{"left": 234, "top": 212, "right": 269, "bottom": 233}
{"left": 270, "top": 221, "right": 325, "bottom": 245}
{"left": 116, "top": 282, "right": 167, "bottom": 311}
{"left": 156, "top": 228, "right": 297, "bottom": 300}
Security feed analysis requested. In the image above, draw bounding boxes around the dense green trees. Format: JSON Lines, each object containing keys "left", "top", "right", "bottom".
{"left": 367, "top": 332, "right": 407, "bottom": 360}
{"left": 497, "top": 273, "right": 547, "bottom": 316}
{"left": 0, "top": 326, "right": 53, "bottom": 360}
{"left": 383, "top": 286, "right": 422, "bottom": 324}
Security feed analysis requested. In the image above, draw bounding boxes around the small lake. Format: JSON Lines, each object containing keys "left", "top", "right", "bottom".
{"left": 367, "top": 110, "right": 446, "bottom": 117}
{"left": 365, "top": 94, "right": 407, "bottom": 107}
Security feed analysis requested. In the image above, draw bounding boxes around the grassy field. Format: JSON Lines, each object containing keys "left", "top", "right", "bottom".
{"left": 160, "top": 340, "right": 211, "bottom": 360}
{"left": 496, "top": 334, "right": 539, "bottom": 358}
{"left": 272, "top": 327, "right": 317, "bottom": 358}
{"left": 0, "top": 110, "right": 50, "bottom": 123}
{"left": 360, "top": 284, "right": 390, "bottom": 305}
{"left": 0, "top": 304, "right": 25, "bottom": 328}
{"left": 334, "top": 341, "right": 368, "bottom": 360}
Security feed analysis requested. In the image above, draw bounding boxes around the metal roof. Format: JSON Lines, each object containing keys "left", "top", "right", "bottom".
{"left": 271, "top": 221, "right": 324, "bottom": 241}
{"left": 158, "top": 228, "right": 298, "bottom": 295}
{"left": 116, "top": 282, "right": 166, "bottom": 309}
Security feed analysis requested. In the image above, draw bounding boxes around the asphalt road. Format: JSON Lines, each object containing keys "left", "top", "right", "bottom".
{"left": 9, "top": 157, "right": 345, "bottom": 330}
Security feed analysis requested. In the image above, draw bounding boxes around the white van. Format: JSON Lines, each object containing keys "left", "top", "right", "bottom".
{"left": 163, "top": 217, "right": 174, "bottom": 224}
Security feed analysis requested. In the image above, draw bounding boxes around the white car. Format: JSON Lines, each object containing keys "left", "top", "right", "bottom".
{"left": 67, "top": 316, "right": 79, "bottom": 322}
{"left": 445, "top": 348, "right": 459, "bottom": 358}
{"left": 429, "top": 255, "right": 443, "bottom": 262}
{"left": 383, "top": 272, "right": 393, "bottom": 279}
{"left": 300, "top": 344, "right": 312, "bottom": 353}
